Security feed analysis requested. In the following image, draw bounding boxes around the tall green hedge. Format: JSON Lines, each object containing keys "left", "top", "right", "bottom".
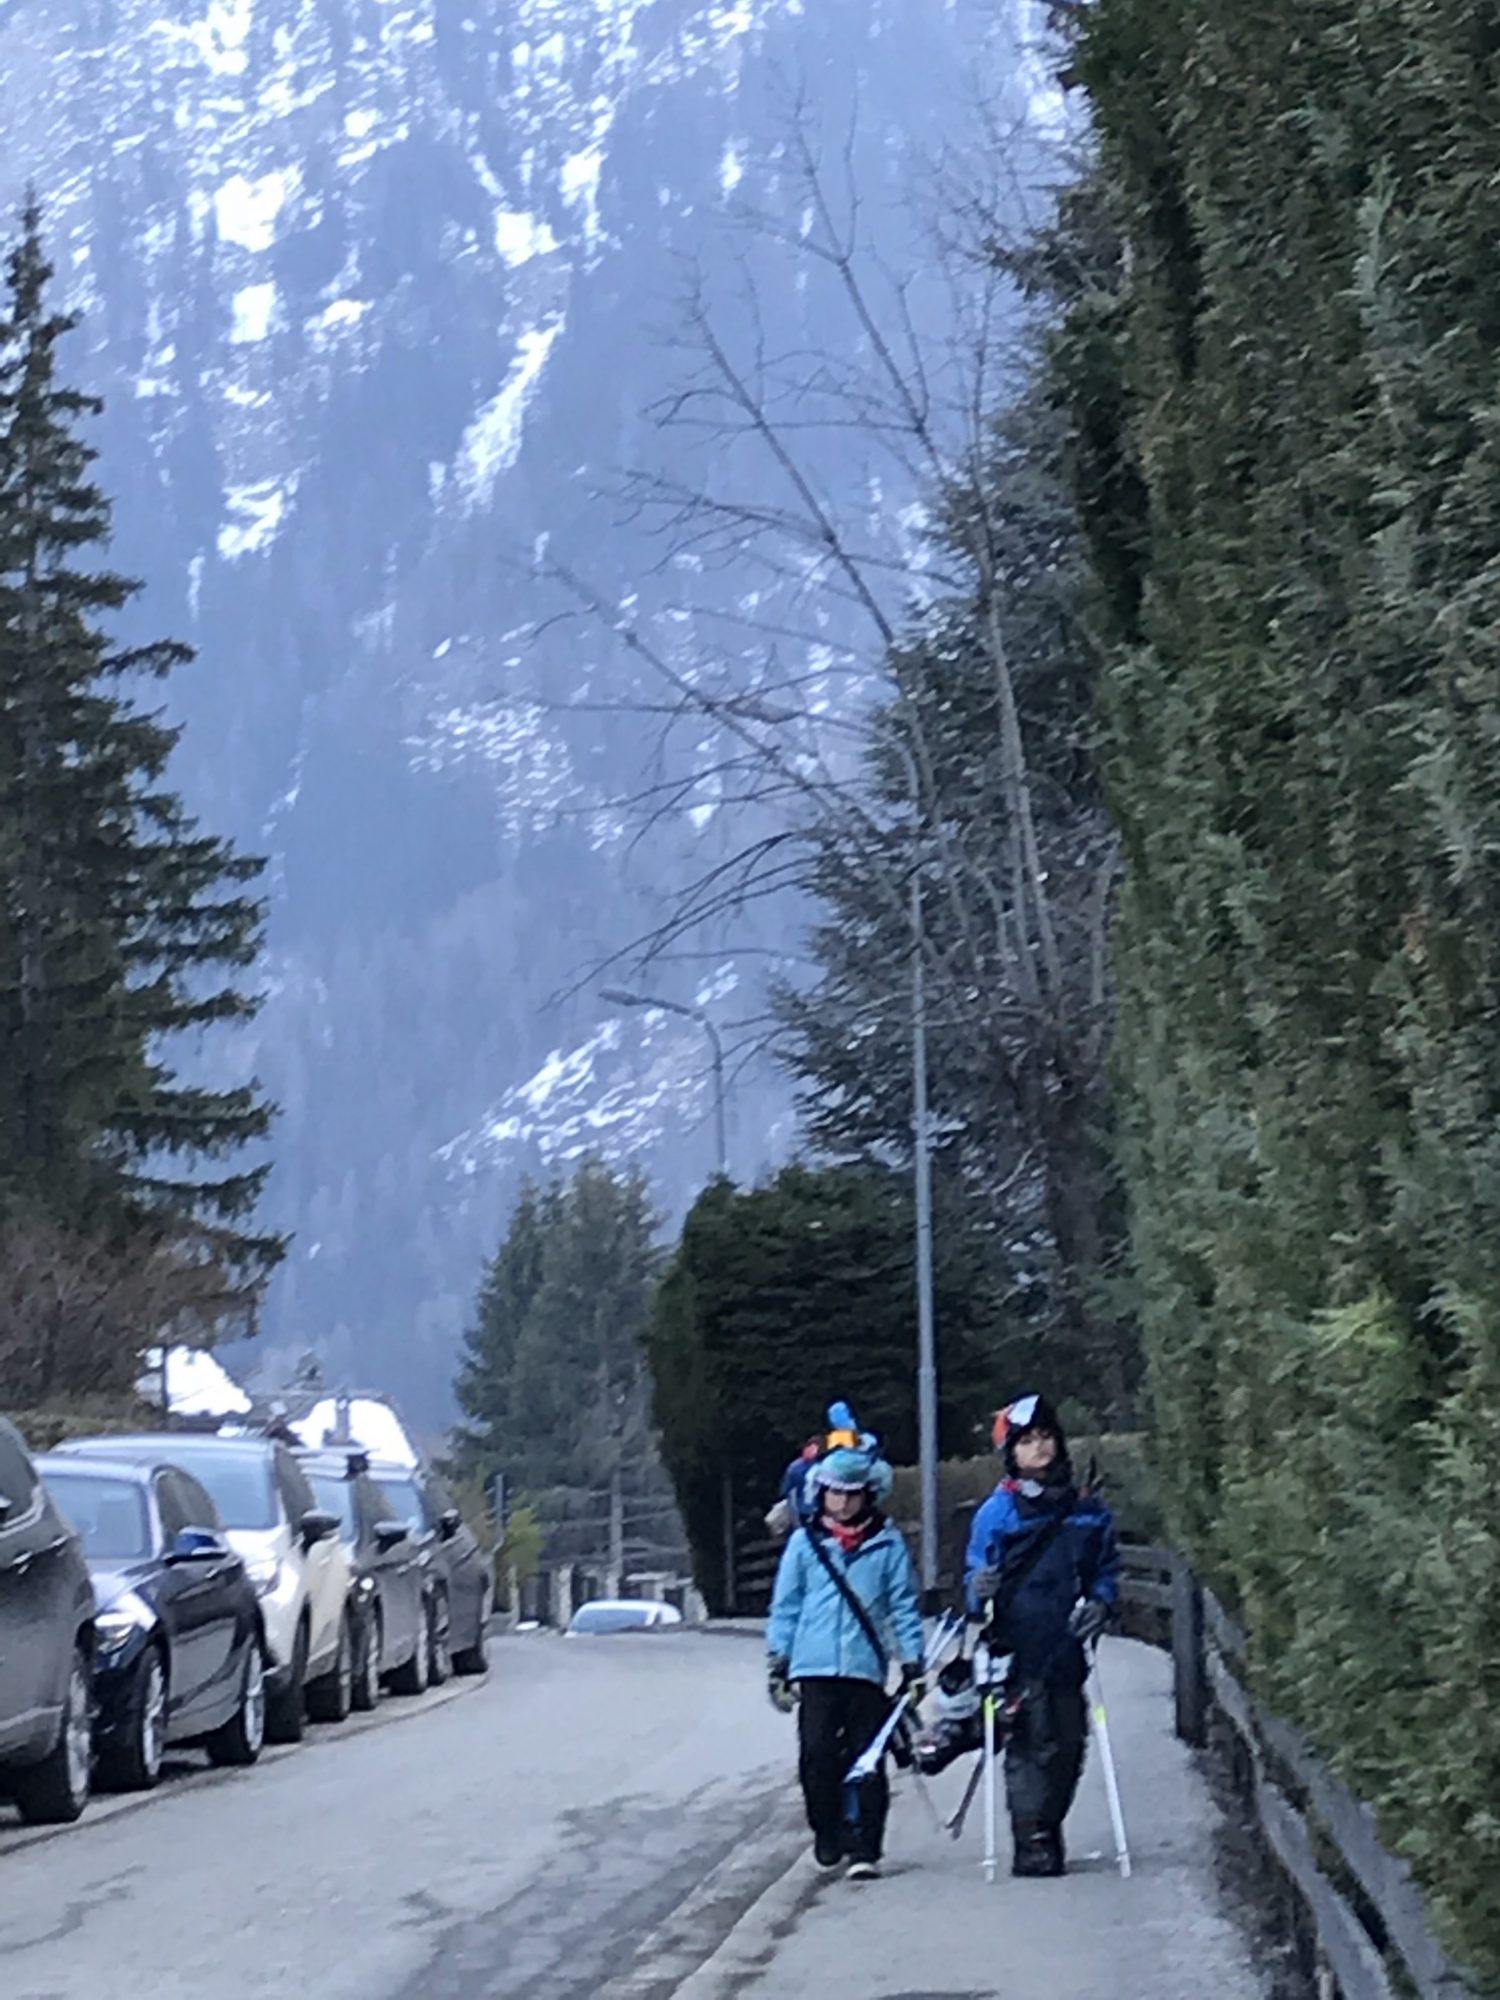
{"left": 1063, "top": 0, "right": 1500, "bottom": 1980}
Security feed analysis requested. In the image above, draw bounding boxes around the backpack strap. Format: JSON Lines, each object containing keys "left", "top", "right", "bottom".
{"left": 805, "top": 1523, "right": 893, "bottom": 1679}
{"left": 982, "top": 1505, "right": 1073, "bottom": 1627}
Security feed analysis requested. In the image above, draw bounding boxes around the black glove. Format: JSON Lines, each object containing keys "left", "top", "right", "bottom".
{"left": 1068, "top": 1597, "right": 1109, "bottom": 1645}
{"left": 899, "top": 1661, "right": 927, "bottom": 1707}
{"left": 767, "top": 1656, "right": 797, "bottom": 1715}
{"left": 971, "top": 1565, "right": 1001, "bottom": 1605}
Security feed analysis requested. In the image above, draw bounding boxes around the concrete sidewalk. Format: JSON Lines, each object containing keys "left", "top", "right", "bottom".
{"left": 726, "top": 1638, "right": 1268, "bottom": 2000}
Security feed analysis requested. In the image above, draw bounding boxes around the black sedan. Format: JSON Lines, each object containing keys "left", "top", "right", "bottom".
{"left": 38, "top": 1455, "right": 266, "bottom": 1789}
{"left": 367, "top": 1462, "right": 492, "bottom": 1680}
{"left": 297, "top": 1449, "right": 426, "bottom": 1705}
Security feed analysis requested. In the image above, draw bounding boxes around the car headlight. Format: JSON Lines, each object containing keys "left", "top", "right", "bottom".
{"left": 248, "top": 1557, "right": 281, "bottom": 1598}
{"left": 96, "top": 1591, "right": 152, "bottom": 1651}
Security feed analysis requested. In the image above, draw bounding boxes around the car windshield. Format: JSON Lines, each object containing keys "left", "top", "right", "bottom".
{"left": 45, "top": 1474, "right": 151, "bottom": 1561}
{"left": 378, "top": 1479, "right": 426, "bottom": 1531}
{"left": 308, "top": 1473, "right": 356, "bottom": 1538}
{"left": 160, "top": 1450, "right": 277, "bottom": 1530}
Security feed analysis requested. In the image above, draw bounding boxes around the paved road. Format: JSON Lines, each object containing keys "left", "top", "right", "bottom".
{"left": 0, "top": 1632, "right": 792, "bottom": 2000}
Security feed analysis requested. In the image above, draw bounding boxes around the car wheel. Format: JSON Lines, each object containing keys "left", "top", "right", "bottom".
{"left": 207, "top": 1641, "right": 266, "bottom": 1767}
{"left": 306, "top": 1612, "right": 354, "bottom": 1724}
{"left": 12, "top": 1644, "right": 93, "bottom": 1825}
{"left": 265, "top": 1617, "right": 309, "bottom": 1744}
{"left": 351, "top": 1609, "right": 381, "bottom": 1713}
{"left": 101, "top": 1644, "right": 168, "bottom": 1792}
{"left": 388, "top": 1610, "right": 430, "bottom": 1697}
{"left": 453, "top": 1588, "right": 491, "bottom": 1677}
{"left": 428, "top": 1594, "right": 452, "bottom": 1686}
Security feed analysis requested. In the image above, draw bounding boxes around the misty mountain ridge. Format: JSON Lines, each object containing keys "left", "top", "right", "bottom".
{"left": 0, "top": 0, "right": 1063, "bottom": 1425}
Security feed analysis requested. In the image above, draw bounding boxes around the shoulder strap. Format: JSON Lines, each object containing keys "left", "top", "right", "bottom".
{"left": 805, "top": 1524, "right": 891, "bottom": 1677}
{"left": 984, "top": 1503, "right": 1072, "bottom": 1623}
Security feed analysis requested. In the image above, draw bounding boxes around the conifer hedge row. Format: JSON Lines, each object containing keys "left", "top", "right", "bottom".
{"left": 1062, "top": 2, "right": 1500, "bottom": 1979}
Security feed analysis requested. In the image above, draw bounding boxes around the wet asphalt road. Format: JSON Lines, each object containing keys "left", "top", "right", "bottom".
{"left": 0, "top": 1631, "right": 793, "bottom": 2000}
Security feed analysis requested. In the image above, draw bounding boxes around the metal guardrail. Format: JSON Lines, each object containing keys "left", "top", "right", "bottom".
{"left": 1121, "top": 1545, "right": 1472, "bottom": 2000}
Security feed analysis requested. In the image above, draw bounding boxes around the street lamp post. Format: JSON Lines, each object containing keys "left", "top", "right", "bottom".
{"left": 887, "top": 738, "right": 939, "bottom": 1603}
{"left": 599, "top": 988, "right": 727, "bottom": 1177}
{"left": 601, "top": 985, "right": 734, "bottom": 1610}
{"left": 719, "top": 692, "right": 940, "bottom": 1598}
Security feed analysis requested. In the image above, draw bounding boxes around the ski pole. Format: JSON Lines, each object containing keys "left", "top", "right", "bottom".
{"left": 1088, "top": 1644, "right": 1131, "bottom": 1879}
{"left": 982, "top": 1675, "right": 998, "bottom": 1883}
{"left": 946, "top": 1747, "right": 985, "bottom": 1838}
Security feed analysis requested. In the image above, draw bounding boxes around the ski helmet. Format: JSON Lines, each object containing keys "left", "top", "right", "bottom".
{"left": 991, "top": 1392, "right": 1069, "bottom": 1479}
{"left": 811, "top": 1442, "right": 892, "bottom": 1499}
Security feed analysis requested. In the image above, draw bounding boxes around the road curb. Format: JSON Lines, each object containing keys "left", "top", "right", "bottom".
{"left": 596, "top": 1797, "right": 812, "bottom": 2000}
{"left": 667, "top": 1844, "right": 822, "bottom": 2000}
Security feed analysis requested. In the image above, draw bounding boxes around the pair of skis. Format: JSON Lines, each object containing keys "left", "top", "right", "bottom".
{"left": 845, "top": 1613, "right": 1132, "bottom": 1881}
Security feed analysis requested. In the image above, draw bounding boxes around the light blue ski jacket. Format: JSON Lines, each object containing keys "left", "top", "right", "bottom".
{"left": 767, "top": 1519, "right": 923, "bottom": 1686}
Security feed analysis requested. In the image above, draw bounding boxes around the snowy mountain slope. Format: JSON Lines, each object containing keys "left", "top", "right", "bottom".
{"left": 0, "top": 0, "right": 1056, "bottom": 1424}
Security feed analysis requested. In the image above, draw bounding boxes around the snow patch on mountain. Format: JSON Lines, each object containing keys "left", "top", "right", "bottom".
{"left": 216, "top": 167, "right": 299, "bottom": 251}
{"left": 220, "top": 478, "right": 294, "bottom": 560}
{"left": 439, "top": 1018, "right": 686, "bottom": 1176}
{"left": 457, "top": 319, "right": 566, "bottom": 503}
{"left": 230, "top": 281, "right": 278, "bottom": 343}
{"left": 406, "top": 698, "right": 579, "bottom": 834}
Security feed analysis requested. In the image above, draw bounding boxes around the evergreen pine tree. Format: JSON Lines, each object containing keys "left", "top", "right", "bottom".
{"left": 452, "top": 1175, "right": 552, "bottom": 1470}
{"left": 451, "top": 1160, "right": 661, "bottom": 1496}
{"left": 0, "top": 196, "right": 278, "bottom": 1309}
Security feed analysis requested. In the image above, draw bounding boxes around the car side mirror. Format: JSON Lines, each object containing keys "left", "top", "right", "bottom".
{"left": 168, "top": 1526, "right": 228, "bottom": 1564}
{"left": 374, "top": 1519, "right": 409, "bottom": 1552}
{"left": 300, "top": 1507, "right": 341, "bottom": 1550}
{"left": 438, "top": 1508, "right": 461, "bottom": 1542}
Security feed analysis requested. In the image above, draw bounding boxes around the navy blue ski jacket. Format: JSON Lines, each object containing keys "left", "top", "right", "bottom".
{"left": 964, "top": 1481, "right": 1120, "bottom": 1684}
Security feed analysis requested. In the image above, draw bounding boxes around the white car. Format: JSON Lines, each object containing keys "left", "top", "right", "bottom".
{"left": 50, "top": 1434, "right": 353, "bottom": 1741}
{"left": 568, "top": 1599, "right": 685, "bottom": 1635}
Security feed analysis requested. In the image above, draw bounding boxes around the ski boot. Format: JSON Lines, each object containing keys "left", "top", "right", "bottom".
{"left": 1011, "top": 1821, "right": 1065, "bottom": 1878}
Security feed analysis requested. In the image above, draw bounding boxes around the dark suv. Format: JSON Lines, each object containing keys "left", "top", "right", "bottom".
{"left": 0, "top": 1416, "right": 96, "bottom": 1823}
{"left": 367, "top": 1462, "right": 491, "bottom": 1680}
{"left": 296, "top": 1449, "right": 427, "bottom": 1705}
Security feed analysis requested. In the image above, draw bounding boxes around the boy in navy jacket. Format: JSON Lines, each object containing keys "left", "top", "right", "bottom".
{"left": 964, "top": 1393, "right": 1119, "bottom": 1877}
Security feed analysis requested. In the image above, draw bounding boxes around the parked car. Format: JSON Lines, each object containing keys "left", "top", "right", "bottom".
{"left": 37, "top": 1454, "right": 265, "bottom": 1788}
{"left": 296, "top": 1448, "right": 426, "bottom": 1705}
{"left": 569, "top": 1600, "right": 684, "bottom": 1635}
{"left": 52, "top": 1434, "right": 352, "bottom": 1740}
{"left": 366, "top": 1462, "right": 491, "bottom": 1679}
{"left": 0, "top": 1416, "right": 96, "bottom": 1823}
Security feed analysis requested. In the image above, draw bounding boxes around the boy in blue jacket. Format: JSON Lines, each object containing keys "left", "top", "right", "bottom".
{"left": 964, "top": 1392, "right": 1119, "bottom": 1877}
{"left": 767, "top": 1441, "right": 923, "bottom": 1879}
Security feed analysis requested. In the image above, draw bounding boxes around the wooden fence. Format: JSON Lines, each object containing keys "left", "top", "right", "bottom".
{"left": 1121, "top": 1543, "right": 1473, "bottom": 2000}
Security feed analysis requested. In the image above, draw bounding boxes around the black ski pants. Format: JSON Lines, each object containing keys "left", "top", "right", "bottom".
{"left": 1004, "top": 1675, "right": 1087, "bottom": 1835}
{"left": 797, "top": 1676, "right": 891, "bottom": 1861}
